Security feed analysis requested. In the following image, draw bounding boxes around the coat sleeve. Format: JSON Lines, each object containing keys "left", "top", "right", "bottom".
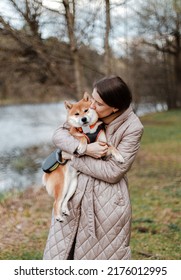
{"left": 71, "top": 126, "right": 144, "bottom": 184}
{"left": 52, "top": 122, "right": 80, "bottom": 154}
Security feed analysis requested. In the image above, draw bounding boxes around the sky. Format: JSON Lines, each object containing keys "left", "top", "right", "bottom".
{"left": 41, "top": 0, "right": 136, "bottom": 55}
{"left": 0, "top": 0, "right": 137, "bottom": 56}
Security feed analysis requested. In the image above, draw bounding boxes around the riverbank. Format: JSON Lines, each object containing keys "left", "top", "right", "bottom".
{"left": 0, "top": 110, "right": 181, "bottom": 259}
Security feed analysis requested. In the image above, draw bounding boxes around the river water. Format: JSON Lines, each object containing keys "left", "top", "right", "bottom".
{"left": 0, "top": 102, "right": 166, "bottom": 192}
{"left": 0, "top": 103, "right": 67, "bottom": 192}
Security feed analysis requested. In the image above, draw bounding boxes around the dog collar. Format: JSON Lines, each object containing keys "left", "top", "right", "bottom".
{"left": 77, "top": 123, "right": 97, "bottom": 133}
{"left": 76, "top": 123, "right": 105, "bottom": 144}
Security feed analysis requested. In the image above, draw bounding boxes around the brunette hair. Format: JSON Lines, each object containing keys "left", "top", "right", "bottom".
{"left": 93, "top": 76, "right": 132, "bottom": 111}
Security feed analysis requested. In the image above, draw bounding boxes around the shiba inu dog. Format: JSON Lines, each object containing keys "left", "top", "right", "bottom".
{"left": 42, "top": 92, "right": 124, "bottom": 222}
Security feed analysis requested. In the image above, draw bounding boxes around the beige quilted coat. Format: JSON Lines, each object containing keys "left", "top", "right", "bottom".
{"left": 43, "top": 106, "right": 143, "bottom": 260}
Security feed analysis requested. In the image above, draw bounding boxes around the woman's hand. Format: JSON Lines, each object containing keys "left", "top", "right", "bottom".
{"left": 62, "top": 151, "right": 72, "bottom": 160}
{"left": 85, "top": 142, "right": 108, "bottom": 158}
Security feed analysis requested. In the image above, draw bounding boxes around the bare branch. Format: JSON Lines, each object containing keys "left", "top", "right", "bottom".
{"left": 141, "top": 39, "right": 176, "bottom": 56}
{"left": 0, "top": 15, "right": 30, "bottom": 49}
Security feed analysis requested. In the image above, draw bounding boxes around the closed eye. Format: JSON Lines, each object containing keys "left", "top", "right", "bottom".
{"left": 75, "top": 112, "right": 79, "bottom": 116}
{"left": 84, "top": 109, "right": 89, "bottom": 112}
{"left": 91, "top": 97, "right": 103, "bottom": 106}
{"left": 96, "top": 101, "right": 103, "bottom": 106}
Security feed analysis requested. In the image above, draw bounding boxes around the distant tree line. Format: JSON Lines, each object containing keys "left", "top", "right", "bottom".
{"left": 0, "top": 0, "right": 180, "bottom": 109}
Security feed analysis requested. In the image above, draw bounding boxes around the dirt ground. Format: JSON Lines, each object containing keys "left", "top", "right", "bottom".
{"left": 0, "top": 186, "right": 53, "bottom": 259}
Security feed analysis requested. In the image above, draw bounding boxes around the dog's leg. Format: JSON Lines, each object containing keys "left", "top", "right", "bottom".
{"left": 54, "top": 198, "right": 64, "bottom": 222}
{"left": 97, "top": 130, "right": 124, "bottom": 163}
{"left": 107, "top": 146, "right": 125, "bottom": 163}
{"left": 76, "top": 136, "right": 87, "bottom": 155}
{"left": 54, "top": 163, "right": 73, "bottom": 222}
{"left": 61, "top": 166, "right": 77, "bottom": 216}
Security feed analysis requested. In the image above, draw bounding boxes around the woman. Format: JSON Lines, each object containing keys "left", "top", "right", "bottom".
{"left": 43, "top": 76, "right": 144, "bottom": 260}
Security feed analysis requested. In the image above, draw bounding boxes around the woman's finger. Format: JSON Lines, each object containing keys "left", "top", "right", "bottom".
{"left": 99, "top": 142, "right": 108, "bottom": 146}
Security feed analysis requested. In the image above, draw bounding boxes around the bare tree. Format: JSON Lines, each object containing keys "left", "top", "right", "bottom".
{"left": 136, "top": 0, "right": 181, "bottom": 109}
{"left": 62, "top": 0, "right": 84, "bottom": 99}
{"left": 0, "top": 0, "right": 71, "bottom": 86}
{"left": 103, "top": 0, "right": 129, "bottom": 76}
{"left": 128, "top": 40, "right": 169, "bottom": 111}
{"left": 0, "top": 0, "right": 84, "bottom": 104}
{"left": 104, "top": 0, "right": 112, "bottom": 75}
{"left": 42, "top": 0, "right": 103, "bottom": 98}
{"left": 0, "top": 0, "right": 133, "bottom": 103}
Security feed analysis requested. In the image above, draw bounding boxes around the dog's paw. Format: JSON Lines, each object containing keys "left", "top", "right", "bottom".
{"left": 113, "top": 152, "right": 125, "bottom": 163}
{"left": 55, "top": 215, "right": 64, "bottom": 222}
{"left": 62, "top": 206, "right": 70, "bottom": 216}
{"left": 62, "top": 151, "right": 72, "bottom": 160}
{"left": 107, "top": 147, "right": 125, "bottom": 164}
{"left": 113, "top": 151, "right": 125, "bottom": 163}
{"left": 77, "top": 142, "right": 86, "bottom": 155}
{"left": 63, "top": 209, "right": 70, "bottom": 216}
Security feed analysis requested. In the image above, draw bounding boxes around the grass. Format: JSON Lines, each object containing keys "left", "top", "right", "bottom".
{"left": 0, "top": 110, "right": 180, "bottom": 259}
{"left": 0, "top": 187, "right": 52, "bottom": 260}
{"left": 129, "top": 110, "right": 181, "bottom": 259}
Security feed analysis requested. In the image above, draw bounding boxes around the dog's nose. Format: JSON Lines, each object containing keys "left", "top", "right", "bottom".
{"left": 81, "top": 117, "right": 87, "bottom": 123}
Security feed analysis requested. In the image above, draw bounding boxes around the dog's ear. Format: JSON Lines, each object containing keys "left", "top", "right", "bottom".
{"left": 64, "top": 100, "right": 73, "bottom": 110}
{"left": 83, "top": 92, "right": 91, "bottom": 102}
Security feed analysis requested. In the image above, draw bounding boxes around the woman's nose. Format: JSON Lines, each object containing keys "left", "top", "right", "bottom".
{"left": 90, "top": 101, "right": 96, "bottom": 109}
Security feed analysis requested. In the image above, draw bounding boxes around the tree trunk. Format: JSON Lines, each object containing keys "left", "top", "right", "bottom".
{"left": 72, "top": 51, "right": 84, "bottom": 99}
{"left": 173, "top": 52, "right": 181, "bottom": 108}
{"left": 63, "top": 0, "right": 83, "bottom": 99}
{"left": 104, "top": 0, "right": 112, "bottom": 75}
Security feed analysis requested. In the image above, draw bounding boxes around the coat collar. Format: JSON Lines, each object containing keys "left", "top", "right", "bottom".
{"left": 105, "top": 105, "right": 133, "bottom": 135}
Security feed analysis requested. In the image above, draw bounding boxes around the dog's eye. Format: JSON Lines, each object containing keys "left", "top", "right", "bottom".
{"left": 75, "top": 112, "right": 79, "bottom": 116}
{"left": 84, "top": 109, "right": 89, "bottom": 113}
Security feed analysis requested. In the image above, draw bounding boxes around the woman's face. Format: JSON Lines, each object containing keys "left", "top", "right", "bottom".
{"left": 90, "top": 88, "right": 115, "bottom": 118}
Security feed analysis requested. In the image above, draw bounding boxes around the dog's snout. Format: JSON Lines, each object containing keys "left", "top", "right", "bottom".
{"left": 81, "top": 117, "right": 87, "bottom": 123}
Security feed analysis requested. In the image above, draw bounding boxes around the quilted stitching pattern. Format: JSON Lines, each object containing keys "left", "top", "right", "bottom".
{"left": 44, "top": 177, "right": 131, "bottom": 260}
{"left": 43, "top": 209, "right": 77, "bottom": 259}
{"left": 74, "top": 180, "right": 131, "bottom": 260}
